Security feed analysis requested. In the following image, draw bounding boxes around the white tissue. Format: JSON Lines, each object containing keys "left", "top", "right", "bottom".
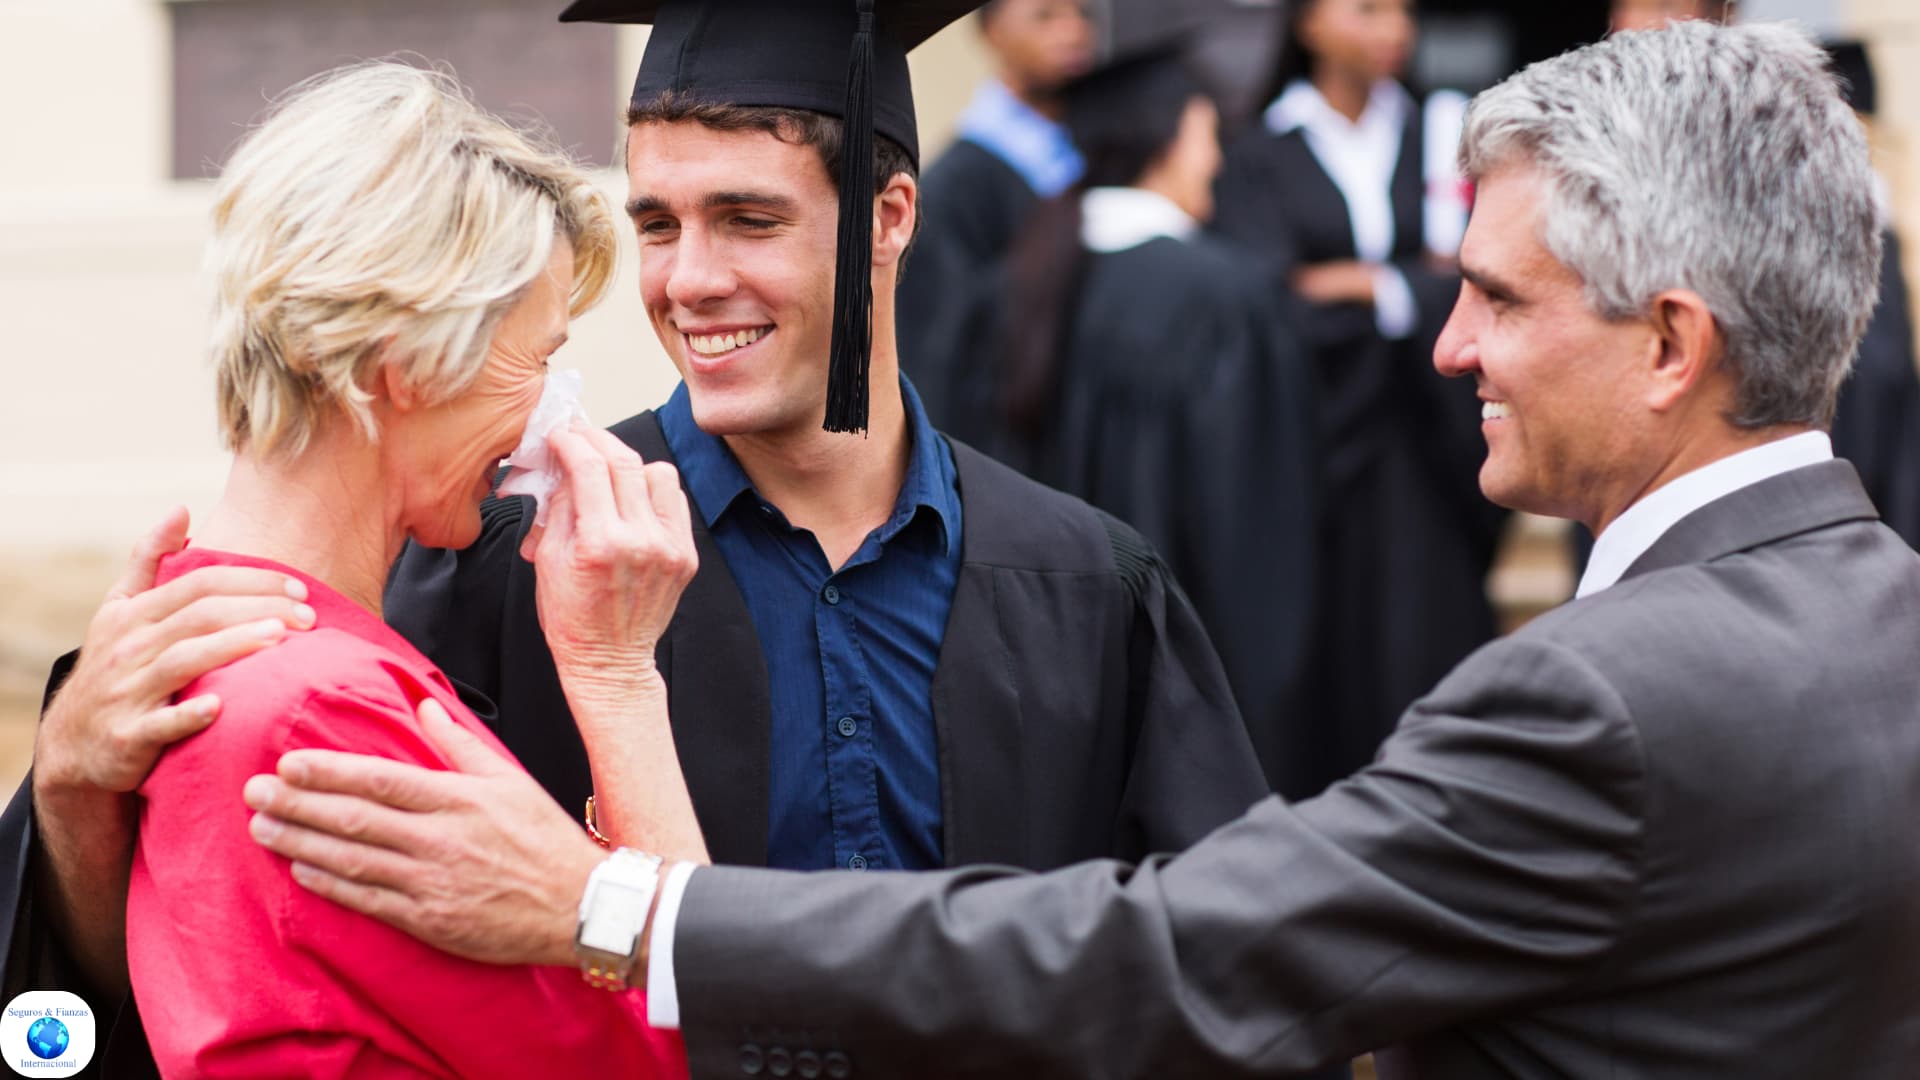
{"left": 497, "top": 368, "right": 590, "bottom": 527}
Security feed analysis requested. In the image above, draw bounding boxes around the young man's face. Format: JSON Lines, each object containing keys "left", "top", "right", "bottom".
{"left": 626, "top": 121, "right": 840, "bottom": 439}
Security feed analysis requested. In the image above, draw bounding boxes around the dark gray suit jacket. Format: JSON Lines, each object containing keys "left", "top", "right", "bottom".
{"left": 668, "top": 460, "right": 1920, "bottom": 1078}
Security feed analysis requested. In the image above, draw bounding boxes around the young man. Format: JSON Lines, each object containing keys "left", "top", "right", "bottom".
{"left": 0, "top": 0, "right": 1271, "bottom": 1068}
{"left": 249, "top": 22, "right": 1920, "bottom": 1078}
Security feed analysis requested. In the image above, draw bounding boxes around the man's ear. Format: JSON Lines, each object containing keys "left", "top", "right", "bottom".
{"left": 872, "top": 172, "right": 917, "bottom": 271}
{"left": 1645, "top": 288, "right": 1721, "bottom": 413}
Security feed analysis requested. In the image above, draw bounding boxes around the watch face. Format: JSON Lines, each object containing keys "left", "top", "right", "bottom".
{"left": 578, "top": 881, "right": 653, "bottom": 954}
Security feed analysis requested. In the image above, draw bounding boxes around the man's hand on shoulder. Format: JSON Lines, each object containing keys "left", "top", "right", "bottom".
{"left": 242, "top": 699, "right": 604, "bottom": 971}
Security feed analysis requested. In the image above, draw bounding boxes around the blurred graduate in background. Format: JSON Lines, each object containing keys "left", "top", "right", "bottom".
{"left": 938, "top": 38, "right": 1323, "bottom": 800}
{"left": 900, "top": 0, "right": 1094, "bottom": 424}
{"left": 1213, "top": 0, "right": 1505, "bottom": 801}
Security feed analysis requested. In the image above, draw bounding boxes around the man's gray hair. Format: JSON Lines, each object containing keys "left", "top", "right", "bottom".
{"left": 1460, "top": 21, "right": 1882, "bottom": 429}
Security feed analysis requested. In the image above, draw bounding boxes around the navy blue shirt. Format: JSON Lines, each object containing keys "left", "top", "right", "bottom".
{"left": 657, "top": 379, "right": 962, "bottom": 872}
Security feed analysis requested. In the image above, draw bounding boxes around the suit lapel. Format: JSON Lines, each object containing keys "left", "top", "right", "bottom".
{"left": 612, "top": 412, "right": 770, "bottom": 867}
{"left": 929, "top": 441, "right": 1030, "bottom": 867}
{"left": 1621, "top": 459, "right": 1881, "bottom": 585}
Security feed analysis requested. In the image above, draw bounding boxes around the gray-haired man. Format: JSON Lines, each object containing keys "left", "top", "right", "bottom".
{"left": 245, "top": 21, "right": 1920, "bottom": 1077}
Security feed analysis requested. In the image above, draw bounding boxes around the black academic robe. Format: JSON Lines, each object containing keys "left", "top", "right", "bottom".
{"left": 898, "top": 138, "right": 1042, "bottom": 431}
{"left": 1212, "top": 100, "right": 1507, "bottom": 801}
{"left": 940, "top": 234, "right": 1320, "bottom": 795}
{"left": 917, "top": 137, "right": 1042, "bottom": 273}
{"left": 1832, "top": 231, "right": 1920, "bottom": 549}
{"left": 385, "top": 411, "right": 1272, "bottom": 870}
{"left": 0, "top": 414, "right": 1271, "bottom": 1074}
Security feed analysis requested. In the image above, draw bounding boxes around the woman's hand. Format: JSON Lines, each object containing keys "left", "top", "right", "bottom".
{"left": 1292, "top": 259, "right": 1380, "bottom": 306}
{"left": 517, "top": 423, "right": 710, "bottom": 865}
{"left": 519, "top": 423, "right": 698, "bottom": 707}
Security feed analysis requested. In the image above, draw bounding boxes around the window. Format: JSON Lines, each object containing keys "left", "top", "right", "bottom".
{"left": 170, "top": 0, "right": 621, "bottom": 178}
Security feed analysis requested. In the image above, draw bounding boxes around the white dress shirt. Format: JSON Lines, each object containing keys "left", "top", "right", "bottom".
{"left": 1079, "top": 186, "right": 1200, "bottom": 254}
{"left": 1264, "top": 78, "right": 1417, "bottom": 340}
{"left": 643, "top": 860, "right": 696, "bottom": 1028}
{"left": 1576, "top": 431, "right": 1835, "bottom": 598}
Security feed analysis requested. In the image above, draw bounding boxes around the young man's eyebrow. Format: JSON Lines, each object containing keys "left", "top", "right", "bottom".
{"left": 624, "top": 191, "right": 801, "bottom": 218}
{"left": 625, "top": 194, "right": 667, "bottom": 218}
{"left": 702, "top": 190, "right": 799, "bottom": 214}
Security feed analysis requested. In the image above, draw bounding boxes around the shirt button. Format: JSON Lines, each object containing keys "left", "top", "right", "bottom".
{"left": 822, "top": 584, "right": 841, "bottom": 605}
{"left": 847, "top": 854, "right": 868, "bottom": 871}
{"left": 836, "top": 716, "right": 858, "bottom": 738}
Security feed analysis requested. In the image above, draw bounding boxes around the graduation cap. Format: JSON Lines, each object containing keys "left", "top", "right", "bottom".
{"left": 559, "top": 0, "right": 982, "bottom": 433}
{"left": 1060, "top": 33, "right": 1208, "bottom": 187}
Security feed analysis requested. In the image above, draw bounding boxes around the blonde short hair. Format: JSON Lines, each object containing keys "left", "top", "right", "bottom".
{"left": 208, "top": 60, "right": 618, "bottom": 456}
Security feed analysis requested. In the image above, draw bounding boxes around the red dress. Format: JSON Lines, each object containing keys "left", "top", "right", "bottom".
{"left": 128, "top": 548, "right": 688, "bottom": 1079}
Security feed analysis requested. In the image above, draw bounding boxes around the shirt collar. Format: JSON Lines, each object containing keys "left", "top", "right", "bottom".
{"left": 656, "top": 376, "right": 960, "bottom": 558}
{"left": 1264, "top": 77, "right": 1411, "bottom": 139}
{"left": 1080, "top": 187, "right": 1199, "bottom": 253}
{"left": 1576, "top": 431, "right": 1835, "bottom": 598}
{"left": 955, "top": 79, "right": 1086, "bottom": 198}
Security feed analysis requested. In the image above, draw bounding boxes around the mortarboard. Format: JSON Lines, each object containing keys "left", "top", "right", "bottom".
{"left": 1058, "top": 33, "right": 1207, "bottom": 185}
{"left": 560, "top": 0, "right": 982, "bottom": 433}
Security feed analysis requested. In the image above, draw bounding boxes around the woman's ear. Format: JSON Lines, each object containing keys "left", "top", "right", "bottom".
{"left": 378, "top": 356, "right": 421, "bottom": 413}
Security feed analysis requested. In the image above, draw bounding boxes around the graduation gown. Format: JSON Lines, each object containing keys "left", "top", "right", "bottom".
{"left": 1832, "top": 231, "right": 1920, "bottom": 549}
{"left": 1212, "top": 97, "right": 1507, "bottom": 800}
{"left": 898, "top": 139, "right": 1042, "bottom": 430}
{"left": 941, "top": 233, "right": 1320, "bottom": 796}
{"left": 0, "top": 412, "right": 1271, "bottom": 1073}
{"left": 383, "top": 410, "right": 1272, "bottom": 870}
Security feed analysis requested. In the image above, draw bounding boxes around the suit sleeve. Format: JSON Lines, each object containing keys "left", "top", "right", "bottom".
{"left": 670, "top": 636, "right": 1647, "bottom": 1078}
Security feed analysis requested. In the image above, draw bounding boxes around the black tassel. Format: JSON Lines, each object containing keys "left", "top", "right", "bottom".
{"left": 824, "top": 0, "right": 876, "bottom": 434}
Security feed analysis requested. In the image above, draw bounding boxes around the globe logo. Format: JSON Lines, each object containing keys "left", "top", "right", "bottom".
{"left": 25, "top": 1017, "right": 67, "bottom": 1061}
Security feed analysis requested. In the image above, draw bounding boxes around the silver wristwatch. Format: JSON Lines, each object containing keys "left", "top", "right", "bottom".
{"left": 574, "top": 847, "right": 663, "bottom": 990}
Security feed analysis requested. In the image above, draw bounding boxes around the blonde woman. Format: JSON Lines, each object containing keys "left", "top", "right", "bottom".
{"left": 125, "top": 62, "right": 699, "bottom": 1077}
